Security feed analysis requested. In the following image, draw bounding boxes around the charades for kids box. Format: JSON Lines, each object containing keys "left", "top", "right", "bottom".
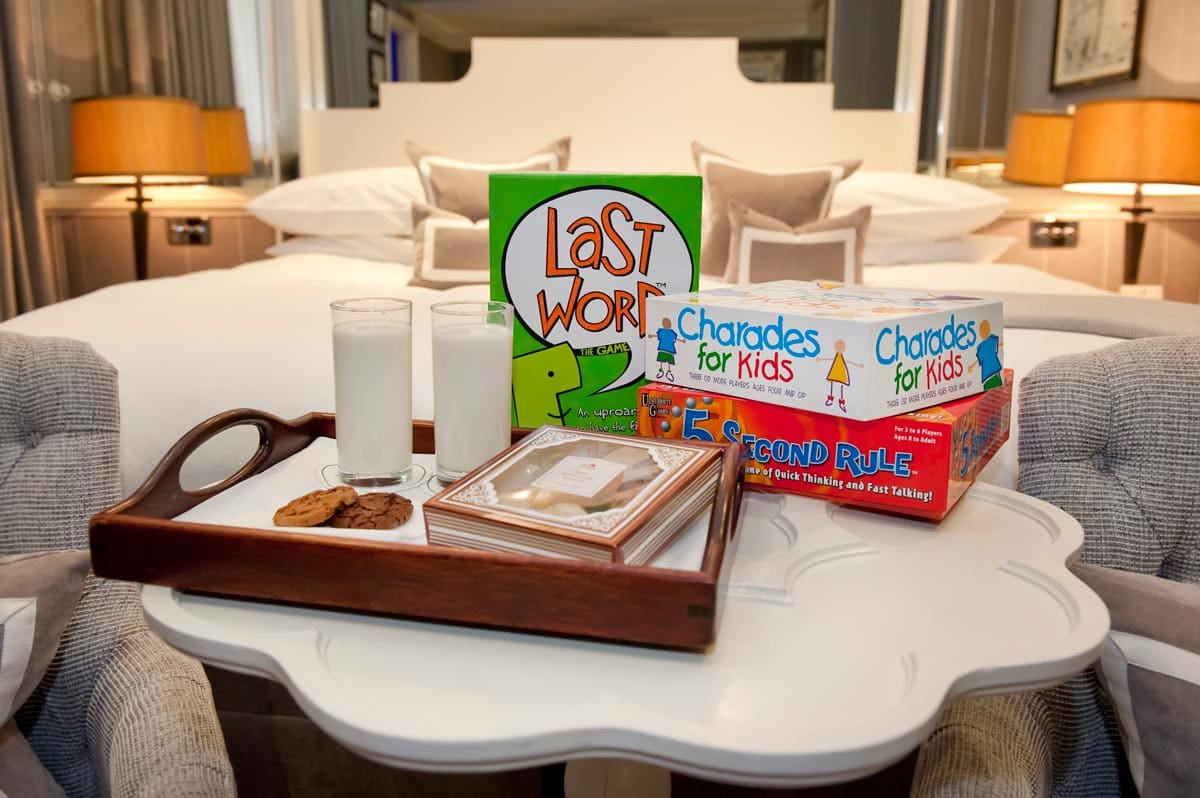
{"left": 644, "top": 281, "right": 1004, "bottom": 422}
{"left": 491, "top": 174, "right": 701, "bottom": 434}
{"left": 638, "top": 371, "right": 1012, "bottom": 520}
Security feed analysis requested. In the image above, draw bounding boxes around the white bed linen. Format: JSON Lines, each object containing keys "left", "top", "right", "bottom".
{"left": 0, "top": 254, "right": 1120, "bottom": 495}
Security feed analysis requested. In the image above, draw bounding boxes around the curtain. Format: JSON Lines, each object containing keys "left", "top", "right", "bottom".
{"left": 0, "top": 2, "right": 60, "bottom": 320}
{"left": 97, "top": 0, "right": 236, "bottom": 107}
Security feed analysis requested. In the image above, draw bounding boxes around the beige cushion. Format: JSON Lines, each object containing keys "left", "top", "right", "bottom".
{"left": 0, "top": 721, "right": 64, "bottom": 797}
{"left": 1073, "top": 562, "right": 1200, "bottom": 798}
{"left": 410, "top": 204, "right": 490, "bottom": 289}
{"left": 0, "top": 550, "right": 89, "bottom": 798}
{"left": 0, "top": 551, "right": 89, "bottom": 723}
{"left": 407, "top": 137, "right": 571, "bottom": 222}
{"left": 725, "top": 201, "right": 871, "bottom": 285}
{"left": 692, "top": 142, "right": 860, "bottom": 278}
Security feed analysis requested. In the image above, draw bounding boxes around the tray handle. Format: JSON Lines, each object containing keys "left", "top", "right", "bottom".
{"left": 701, "top": 441, "right": 744, "bottom": 574}
{"left": 112, "top": 409, "right": 331, "bottom": 519}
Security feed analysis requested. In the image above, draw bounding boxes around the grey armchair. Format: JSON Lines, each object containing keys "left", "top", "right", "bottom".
{"left": 912, "top": 335, "right": 1200, "bottom": 798}
{"left": 0, "top": 331, "right": 235, "bottom": 796}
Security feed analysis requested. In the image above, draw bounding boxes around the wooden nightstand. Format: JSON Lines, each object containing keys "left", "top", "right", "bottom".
{"left": 41, "top": 185, "right": 277, "bottom": 297}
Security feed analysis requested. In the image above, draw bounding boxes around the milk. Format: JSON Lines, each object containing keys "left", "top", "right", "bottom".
{"left": 432, "top": 322, "right": 514, "bottom": 477}
{"left": 333, "top": 318, "right": 412, "bottom": 481}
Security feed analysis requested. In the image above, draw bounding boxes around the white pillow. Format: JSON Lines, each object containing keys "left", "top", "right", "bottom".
{"left": 831, "top": 172, "right": 1009, "bottom": 244}
{"left": 864, "top": 234, "right": 1017, "bottom": 266}
{"left": 247, "top": 167, "right": 423, "bottom": 236}
{"left": 266, "top": 235, "right": 414, "bottom": 265}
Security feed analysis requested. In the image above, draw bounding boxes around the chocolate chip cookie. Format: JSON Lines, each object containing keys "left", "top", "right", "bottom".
{"left": 328, "top": 492, "right": 414, "bottom": 530}
{"left": 273, "top": 486, "right": 359, "bottom": 527}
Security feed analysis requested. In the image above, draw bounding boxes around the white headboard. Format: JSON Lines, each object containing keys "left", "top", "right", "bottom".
{"left": 300, "top": 38, "right": 919, "bottom": 176}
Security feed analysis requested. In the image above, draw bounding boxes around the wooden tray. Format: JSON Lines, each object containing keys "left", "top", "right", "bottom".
{"left": 89, "top": 410, "right": 745, "bottom": 651}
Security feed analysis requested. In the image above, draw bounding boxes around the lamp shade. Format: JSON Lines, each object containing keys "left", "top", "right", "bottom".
{"left": 202, "top": 107, "right": 254, "bottom": 177}
{"left": 1003, "top": 110, "right": 1072, "bottom": 187}
{"left": 71, "top": 95, "right": 207, "bottom": 184}
{"left": 1063, "top": 98, "right": 1200, "bottom": 196}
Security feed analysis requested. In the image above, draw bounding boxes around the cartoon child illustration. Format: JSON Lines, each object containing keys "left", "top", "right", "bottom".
{"left": 817, "top": 339, "right": 863, "bottom": 413}
{"left": 652, "top": 316, "right": 678, "bottom": 383}
{"left": 968, "top": 319, "right": 1004, "bottom": 389}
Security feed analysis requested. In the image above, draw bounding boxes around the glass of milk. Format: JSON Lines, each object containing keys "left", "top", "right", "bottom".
{"left": 331, "top": 297, "right": 415, "bottom": 486}
{"left": 431, "top": 300, "right": 514, "bottom": 483}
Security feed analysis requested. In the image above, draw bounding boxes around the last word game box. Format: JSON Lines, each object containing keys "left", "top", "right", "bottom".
{"left": 490, "top": 173, "right": 701, "bottom": 435}
{"left": 637, "top": 371, "right": 1012, "bottom": 520}
{"left": 643, "top": 281, "right": 1004, "bottom": 422}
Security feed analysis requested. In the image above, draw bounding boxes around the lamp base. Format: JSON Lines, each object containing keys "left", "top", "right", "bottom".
{"left": 1122, "top": 215, "right": 1148, "bottom": 286}
{"left": 1120, "top": 190, "right": 1152, "bottom": 285}
{"left": 131, "top": 207, "right": 149, "bottom": 281}
{"left": 127, "top": 178, "right": 151, "bottom": 281}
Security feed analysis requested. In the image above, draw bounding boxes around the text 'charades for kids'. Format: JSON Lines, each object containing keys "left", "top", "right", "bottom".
{"left": 645, "top": 281, "right": 1004, "bottom": 422}
{"left": 491, "top": 174, "right": 701, "bottom": 435}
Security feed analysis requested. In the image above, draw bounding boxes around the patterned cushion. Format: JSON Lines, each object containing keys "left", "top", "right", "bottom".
{"left": 409, "top": 204, "right": 490, "bottom": 289}
{"left": 724, "top": 201, "right": 870, "bottom": 285}
{"left": 691, "top": 141, "right": 860, "bottom": 278}
{"left": 407, "top": 137, "right": 571, "bottom": 222}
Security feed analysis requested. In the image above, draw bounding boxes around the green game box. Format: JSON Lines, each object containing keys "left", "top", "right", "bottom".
{"left": 490, "top": 173, "right": 702, "bottom": 434}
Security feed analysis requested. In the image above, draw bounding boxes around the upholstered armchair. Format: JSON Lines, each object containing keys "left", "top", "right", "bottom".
{"left": 912, "top": 335, "right": 1200, "bottom": 798}
{"left": 0, "top": 331, "right": 235, "bottom": 796}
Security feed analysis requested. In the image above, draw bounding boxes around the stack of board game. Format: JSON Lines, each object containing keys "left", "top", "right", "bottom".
{"left": 636, "top": 281, "right": 1011, "bottom": 520}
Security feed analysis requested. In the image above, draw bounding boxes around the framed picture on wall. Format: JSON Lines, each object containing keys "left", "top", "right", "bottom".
{"left": 368, "top": 1, "right": 388, "bottom": 41}
{"left": 1051, "top": 0, "right": 1145, "bottom": 91}
{"left": 369, "top": 50, "right": 386, "bottom": 90}
{"left": 738, "top": 49, "right": 787, "bottom": 83}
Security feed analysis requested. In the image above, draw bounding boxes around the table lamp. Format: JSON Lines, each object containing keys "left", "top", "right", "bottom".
{"left": 1003, "top": 110, "right": 1073, "bottom": 187}
{"left": 1003, "top": 110, "right": 1076, "bottom": 248}
{"left": 71, "top": 96, "right": 207, "bottom": 281}
{"left": 1062, "top": 97, "right": 1200, "bottom": 285}
{"left": 202, "top": 107, "right": 254, "bottom": 182}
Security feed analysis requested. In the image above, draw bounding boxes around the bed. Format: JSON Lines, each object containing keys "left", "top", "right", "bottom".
{"left": 6, "top": 38, "right": 1195, "bottom": 498}
{"left": 0, "top": 254, "right": 1122, "bottom": 494}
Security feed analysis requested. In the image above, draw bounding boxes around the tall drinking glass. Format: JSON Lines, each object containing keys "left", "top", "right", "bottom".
{"left": 331, "top": 297, "right": 414, "bottom": 486}
{"left": 431, "top": 300, "right": 514, "bottom": 483}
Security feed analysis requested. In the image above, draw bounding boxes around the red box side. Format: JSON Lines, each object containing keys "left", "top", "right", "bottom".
{"left": 638, "top": 371, "right": 1012, "bottom": 520}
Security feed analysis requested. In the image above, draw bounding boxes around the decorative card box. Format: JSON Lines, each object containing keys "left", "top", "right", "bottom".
{"left": 424, "top": 426, "right": 727, "bottom": 564}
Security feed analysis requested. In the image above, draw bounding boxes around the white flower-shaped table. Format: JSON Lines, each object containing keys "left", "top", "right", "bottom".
{"left": 142, "top": 481, "right": 1108, "bottom": 788}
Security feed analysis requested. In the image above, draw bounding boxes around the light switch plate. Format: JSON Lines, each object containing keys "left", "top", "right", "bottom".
{"left": 1029, "top": 220, "right": 1078, "bottom": 248}
{"left": 167, "top": 217, "right": 211, "bottom": 245}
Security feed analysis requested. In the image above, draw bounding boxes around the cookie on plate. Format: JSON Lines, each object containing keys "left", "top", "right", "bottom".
{"left": 273, "top": 486, "right": 359, "bottom": 527}
{"left": 329, "top": 492, "right": 414, "bottom": 530}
